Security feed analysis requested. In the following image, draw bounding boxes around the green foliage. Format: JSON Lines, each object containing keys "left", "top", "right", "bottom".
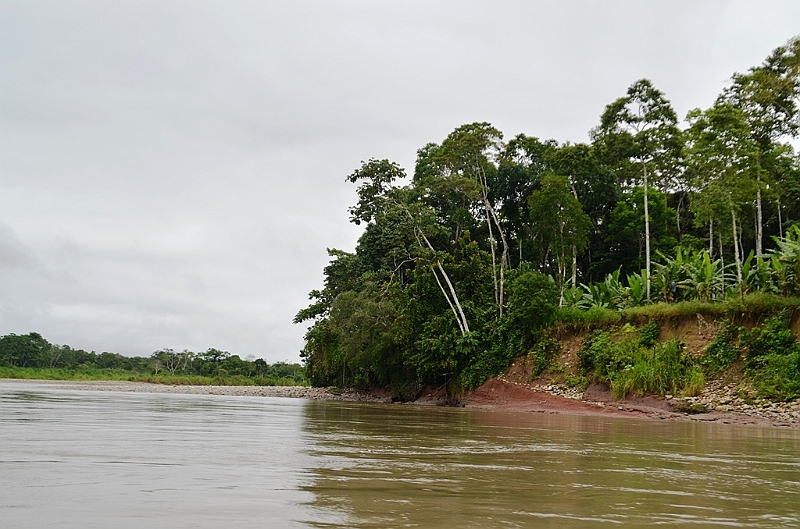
{"left": 578, "top": 331, "right": 702, "bottom": 398}
{"left": 0, "top": 366, "right": 307, "bottom": 386}
{"left": 460, "top": 269, "right": 559, "bottom": 390}
{"left": 556, "top": 306, "right": 621, "bottom": 328}
{"left": 695, "top": 313, "right": 800, "bottom": 401}
{"left": 297, "top": 41, "right": 800, "bottom": 397}
{"left": 529, "top": 338, "right": 561, "bottom": 379}
{"left": 0, "top": 332, "right": 306, "bottom": 386}
{"left": 0, "top": 333, "right": 50, "bottom": 368}
{"left": 638, "top": 321, "right": 661, "bottom": 348}
{"left": 564, "top": 373, "right": 590, "bottom": 391}
{"left": 749, "top": 352, "right": 800, "bottom": 401}
{"left": 611, "top": 339, "right": 703, "bottom": 399}
{"left": 740, "top": 312, "right": 798, "bottom": 369}
{"left": 701, "top": 322, "right": 741, "bottom": 373}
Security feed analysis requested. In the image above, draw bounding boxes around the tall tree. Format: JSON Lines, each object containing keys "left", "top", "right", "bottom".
{"left": 527, "top": 174, "right": 592, "bottom": 304}
{"left": 720, "top": 36, "right": 800, "bottom": 253}
{"left": 497, "top": 134, "right": 554, "bottom": 265}
{"left": 594, "top": 79, "right": 681, "bottom": 300}
{"left": 685, "top": 102, "right": 760, "bottom": 299}
{"left": 544, "top": 142, "right": 619, "bottom": 282}
{"left": 423, "top": 123, "right": 510, "bottom": 316}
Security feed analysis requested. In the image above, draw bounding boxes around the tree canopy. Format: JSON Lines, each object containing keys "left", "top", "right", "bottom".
{"left": 296, "top": 37, "right": 800, "bottom": 397}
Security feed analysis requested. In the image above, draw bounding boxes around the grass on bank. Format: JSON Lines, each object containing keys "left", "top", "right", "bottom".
{"left": 0, "top": 366, "right": 308, "bottom": 387}
{"left": 557, "top": 294, "right": 800, "bottom": 331}
{"left": 561, "top": 306, "right": 800, "bottom": 403}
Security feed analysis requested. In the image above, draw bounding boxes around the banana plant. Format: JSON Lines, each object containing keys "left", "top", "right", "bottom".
{"left": 653, "top": 249, "right": 693, "bottom": 303}
{"left": 686, "top": 250, "right": 727, "bottom": 302}
{"left": 768, "top": 226, "right": 800, "bottom": 296}
{"left": 625, "top": 270, "right": 648, "bottom": 307}
{"left": 579, "top": 281, "right": 612, "bottom": 309}
{"left": 742, "top": 251, "right": 777, "bottom": 295}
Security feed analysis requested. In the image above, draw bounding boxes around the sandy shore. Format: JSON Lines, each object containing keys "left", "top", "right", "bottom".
{"left": 3, "top": 378, "right": 799, "bottom": 429}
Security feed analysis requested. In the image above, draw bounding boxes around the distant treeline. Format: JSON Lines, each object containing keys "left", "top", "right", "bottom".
{"left": 0, "top": 332, "right": 306, "bottom": 386}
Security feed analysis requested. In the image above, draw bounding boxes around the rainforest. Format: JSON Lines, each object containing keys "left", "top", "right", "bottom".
{"left": 296, "top": 37, "right": 800, "bottom": 400}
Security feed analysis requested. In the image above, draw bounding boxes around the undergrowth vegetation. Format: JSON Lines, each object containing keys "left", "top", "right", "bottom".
{"left": 565, "top": 312, "right": 800, "bottom": 402}
{"left": 576, "top": 327, "right": 704, "bottom": 398}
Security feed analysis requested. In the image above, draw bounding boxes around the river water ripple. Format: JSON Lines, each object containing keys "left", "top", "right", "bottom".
{"left": 1, "top": 380, "right": 798, "bottom": 528}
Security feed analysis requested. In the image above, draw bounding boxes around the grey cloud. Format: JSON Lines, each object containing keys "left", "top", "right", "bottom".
{"left": 1, "top": 0, "right": 799, "bottom": 360}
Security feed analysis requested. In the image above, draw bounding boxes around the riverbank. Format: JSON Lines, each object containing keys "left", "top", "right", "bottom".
{"left": 466, "top": 378, "right": 800, "bottom": 428}
{"left": 0, "top": 379, "right": 388, "bottom": 401}
{"left": 4, "top": 378, "right": 799, "bottom": 429}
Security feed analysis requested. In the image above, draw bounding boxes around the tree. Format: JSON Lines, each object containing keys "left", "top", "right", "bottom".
{"left": 497, "top": 134, "right": 554, "bottom": 265}
{"left": 0, "top": 332, "right": 49, "bottom": 367}
{"left": 544, "top": 142, "right": 620, "bottom": 282}
{"left": 685, "top": 102, "right": 760, "bottom": 298}
{"left": 720, "top": 36, "right": 800, "bottom": 254}
{"left": 604, "top": 187, "right": 677, "bottom": 277}
{"left": 527, "top": 174, "right": 592, "bottom": 303}
{"left": 594, "top": 79, "right": 682, "bottom": 300}
{"left": 426, "top": 123, "right": 510, "bottom": 315}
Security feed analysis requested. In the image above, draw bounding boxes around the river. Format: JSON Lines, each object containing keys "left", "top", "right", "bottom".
{"left": 1, "top": 380, "right": 799, "bottom": 528}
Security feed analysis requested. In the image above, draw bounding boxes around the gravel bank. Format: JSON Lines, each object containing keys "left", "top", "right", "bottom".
{"left": 0, "top": 379, "right": 391, "bottom": 402}
{"left": 493, "top": 375, "right": 800, "bottom": 428}
{"left": 4, "top": 378, "right": 798, "bottom": 428}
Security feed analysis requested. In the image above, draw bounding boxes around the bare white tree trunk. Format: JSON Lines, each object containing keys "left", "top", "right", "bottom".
{"left": 642, "top": 160, "right": 651, "bottom": 301}
{"left": 719, "top": 232, "right": 725, "bottom": 298}
{"left": 731, "top": 204, "right": 743, "bottom": 302}
{"left": 571, "top": 246, "right": 577, "bottom": 287}
{"left": 486, "top": 201, "right": 509, "bottom": 315}
{"left": 477, "top": 164, "right": 509, "bottom": 316}
{"left": 570, "top": 180, "right": 579, "bottom": 288}
{"left": 400, "top": 204, "right": 470, "bottom": 335}
{"left": 418, "top": 227, "right": 470, "bottom": 334}
{"left": 485, "top": 203, "right": 499, "bottom": 306}
{"left": 708, "top": 220, "right": 714, "bottom": 259}
{"left": 755, "top": 173, "right": 763, "bottom": 256}
{"left": 430, "top": 264, "right": 465, "bottom": 335}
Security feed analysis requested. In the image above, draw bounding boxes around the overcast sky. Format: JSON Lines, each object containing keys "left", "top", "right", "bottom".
{"left": 1, "top": 1, "right": 799, "bottom": 362}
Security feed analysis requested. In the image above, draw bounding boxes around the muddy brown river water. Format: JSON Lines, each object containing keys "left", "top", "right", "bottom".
{"left": 1, "top": 380, "right": 799, "bottom": 528}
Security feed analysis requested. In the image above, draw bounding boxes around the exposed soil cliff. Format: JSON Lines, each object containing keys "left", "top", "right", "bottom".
{"left": 466, "top": 314, "right": 800, "bottom": 428}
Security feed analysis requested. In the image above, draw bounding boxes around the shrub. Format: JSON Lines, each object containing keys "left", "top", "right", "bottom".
{"left": 611, "top": 339, "right": 701, "bottom": 398}
{"left": 638, "top": 321, "right": 661, "bottom": 348}
{"left": 529, "top": 338, "right": 561, "bottom": 379}
{"left": 701, "top": 321, "right": 741, "bottom": 373}
{"left": 564, "top": 373, "right": 590, "bottom": 391}
{"left": 750, "top": 353, "right": 800, "bottom": 401}
{"left": 740, "top": 312, "right": 798, "bottom": 370}
{"left": 738, "top": 313, "right": 800, "bottom": 401}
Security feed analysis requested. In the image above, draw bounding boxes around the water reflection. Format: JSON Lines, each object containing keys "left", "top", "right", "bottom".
{"left": 300, "top": 402, "right": 800, "bottom": 528}
{"left": 2, "top": 380, "right": 799, "bottom": 529}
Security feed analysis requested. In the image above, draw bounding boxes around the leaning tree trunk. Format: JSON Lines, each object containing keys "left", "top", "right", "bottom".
{"left": 477, "top": 163, "right": 509, "bottom": 317}
{"left": 401, "top": 204, "right": 470, "bottom": 335}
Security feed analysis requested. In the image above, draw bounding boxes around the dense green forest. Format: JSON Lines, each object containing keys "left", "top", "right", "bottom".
{"left": 296, "top": 37, "right": 800, "bottom": 398}
{"left": 0, "top": 332, "right": 306, "bottom": 386}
